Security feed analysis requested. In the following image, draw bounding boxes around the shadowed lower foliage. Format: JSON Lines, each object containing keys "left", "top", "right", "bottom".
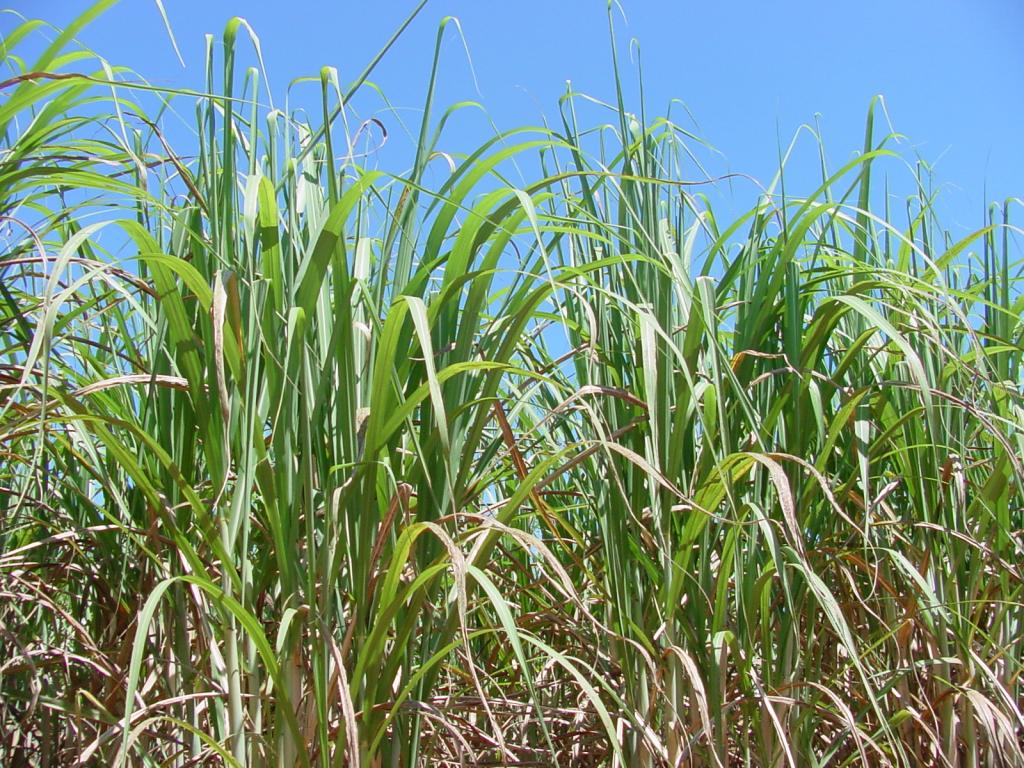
{"left": 1, "top": 4, "right": 1022, "bottom": 766}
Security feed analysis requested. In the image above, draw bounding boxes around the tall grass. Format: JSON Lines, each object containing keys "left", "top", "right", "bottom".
{"left": 1, "top": 4, "right": 1022, "bottom": 766}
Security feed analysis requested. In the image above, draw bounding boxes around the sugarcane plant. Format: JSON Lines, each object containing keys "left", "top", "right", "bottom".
{"left": 1, "top": 2, "right": 1022, "bottom": 766}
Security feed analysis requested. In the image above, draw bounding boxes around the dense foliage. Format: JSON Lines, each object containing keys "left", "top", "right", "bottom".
{"left": 2, "top": 4, "right": 1022, "bottom": 766}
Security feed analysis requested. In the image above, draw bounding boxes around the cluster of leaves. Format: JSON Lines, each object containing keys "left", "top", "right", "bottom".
{"left": 1, "top": 3, "right": 1022, "bottom": 766}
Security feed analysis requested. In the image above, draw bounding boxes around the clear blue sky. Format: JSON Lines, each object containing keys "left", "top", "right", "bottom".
{"left": 9, "top": 0, "right": 1023, "bottom": 234}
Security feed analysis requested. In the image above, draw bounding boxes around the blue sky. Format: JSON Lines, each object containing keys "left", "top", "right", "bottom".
{"left": 9, "top": 0, "right": 1023, "bottom": 235}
